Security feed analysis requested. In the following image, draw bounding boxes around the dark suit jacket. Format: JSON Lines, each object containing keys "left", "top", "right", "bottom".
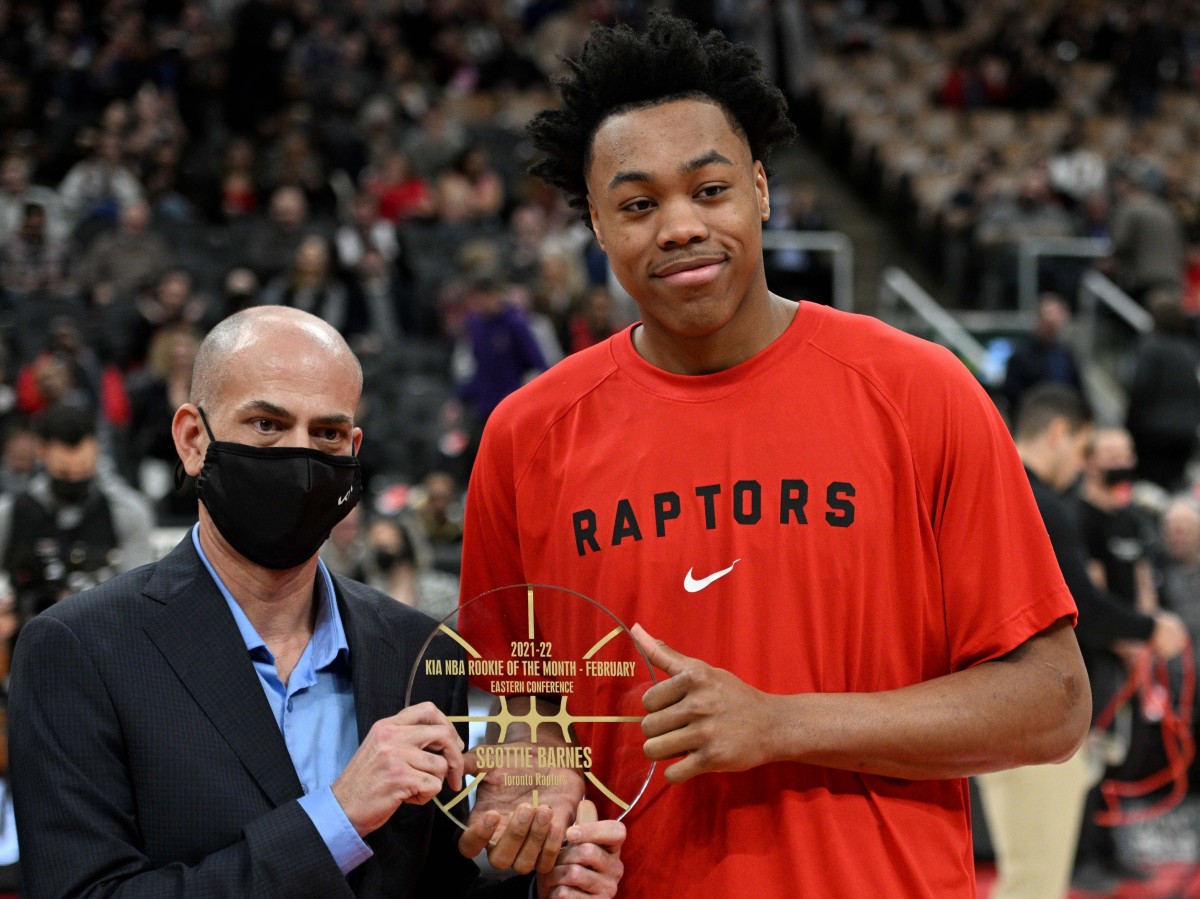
{"left": 8, "top": 536, "right": 530, "bottom": 898}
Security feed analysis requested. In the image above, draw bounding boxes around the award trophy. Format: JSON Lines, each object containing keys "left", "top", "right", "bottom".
{"left": 405, "top": 584, "right": 656, "bottom": 828}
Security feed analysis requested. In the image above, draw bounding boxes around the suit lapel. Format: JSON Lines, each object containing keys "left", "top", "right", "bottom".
{"left": 337, "top": 580, "right": 414, "bottom": 741}
{"left": 141, "top": 538, "right": 303, "bottom": 808}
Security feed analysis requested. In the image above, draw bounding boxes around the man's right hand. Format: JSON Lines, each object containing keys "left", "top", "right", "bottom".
{"left": 331, "top": 702, "right": 465, "bottom": 837}
{"left": 1149, "top": 611, "right": 1189, "bottom": 660}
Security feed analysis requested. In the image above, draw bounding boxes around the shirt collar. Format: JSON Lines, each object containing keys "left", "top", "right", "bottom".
{"left": 191, "top": 523, "right": 350, "bottom": 669}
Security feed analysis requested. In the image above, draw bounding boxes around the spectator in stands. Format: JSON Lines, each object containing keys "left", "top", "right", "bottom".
{"left": 1001, "top": 292, "right": 1085, "bottom": 421}
{"left": 1047, "top": 122, "right": 1107, "bottom": 211}
{"left": 564, "top": 284, "right": 623, "bottom": 355}
{"left": 1109, "top": 160, "right": 1186, "bottom": 305}
{"left": 453, "top": 271, "right": 549, "bottom": 432}
{"left": 362, "top": 514, "right": 459, "bottom": 622}
{"left": 410, "top": 469, "right": 465, "bottom": 576}
{"left": 57, "top": 131, "right": 144, "bottom": 233}
{"left": 1125, "top": 291, "right": 1200, "bottom": 491}
{"left": 0, "top": 422, "right": 38, "bottom": 497}
{"left": 435, "top": 144, "right": 505, "bottom": 224}
{"left": 530, "top": 242, "right": 588, "bottom": 329}
{"left": 335, "top": 190, "right": 399, "bottom": 272}
{"left": 208, "top": 135, "right": 261, "bottom": 223}
{"left": 72, "top": 198, "right": 174, "bottom": 309}
{"left": 218, "top": 266, "right": 260, "bottom": 319}
{"left": 110, "top": 268, "right": 216, "bottom": 370}
{"left": 319, "top": 501, "right": 368, "bottom": 581}
{"left": 258, "top": 234, "right": 355, "bottom": 337}
{"left": 364, "top": 148, "right": 437, "bottom": 225}
{"left": 1073, "top": 426, "right": 1161, "bottom": 888}
{"left": 402, "top": 102, "right": 468, "bottom": 181}
{"left": 0, "top": 202, "right": 73, "bottom": 306}
{"left": 260, "top": 126, "right": 337, "bottom": 217}
{"left": 243, "top": 185, "right": 317, "bottom": 283}
{"left": 0, "top": 404, "right": 153, "bottom": 625}
{"left": 124, "top": 324, "right": 200, "bottom": 525}
{"left": 976, "top": 167, "right": 1076, "bottom": 308}
{"left": 345, "top": 247, "right": 406, "bottom": 356}
{"left": 504, "top": 202, "right": 552, "bottom": 285}
{"left": 0, "top": 152, "right": 66, "bottom": 244}
{"left": 125, "top": 82, "right": 187, "bottom": 171}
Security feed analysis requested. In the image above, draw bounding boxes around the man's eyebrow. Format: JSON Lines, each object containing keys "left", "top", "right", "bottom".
{"left": 606, "top": 149, "right": 735, "bottom": 191}
{"left": 681, "top": 150, "right": 734, "bottom": 173}
{"left": 238, "top": 400, "right": 293, "bottom": 419}
{"left": 236, "top": 403, "right": 351, "bottom": 428}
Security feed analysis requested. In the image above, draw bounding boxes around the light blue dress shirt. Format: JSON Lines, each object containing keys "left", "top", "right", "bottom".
{"left": 191, "top": 525, "right": 372, "bottom": 874}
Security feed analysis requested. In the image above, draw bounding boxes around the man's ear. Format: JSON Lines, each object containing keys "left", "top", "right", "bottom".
{"left": 171, "top": 404, "right": 207, "bottom": 477}
{"left": 755, "top": 161, "right": 770, "bottom": 222}
{"left": 587, "top": 197, "right": 605, "bottom": 253}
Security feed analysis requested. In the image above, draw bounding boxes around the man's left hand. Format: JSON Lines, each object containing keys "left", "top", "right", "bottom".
{"left": 535, "top": 799, "right": 625, "bottom": 898}
{"left": 458, "top": 742, "right": 585, "bottom": 873}
{"left": 634, "top": 623, "right": 781, "bottom": 782}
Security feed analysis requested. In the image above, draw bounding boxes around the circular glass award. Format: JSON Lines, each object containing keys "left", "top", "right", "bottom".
{"left": 405, "top": 584, "right": 656, "bottom": 828}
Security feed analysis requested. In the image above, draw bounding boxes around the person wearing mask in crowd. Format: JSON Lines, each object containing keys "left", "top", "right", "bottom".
{"left": 363, "top": 514, "right": 458, "bottom": 622}
{"left": 976, "top": 384, "right": 1188, "bottom": 899}
{"left": 0, "top": 404, "right": 153, "bottom": 626}
{"left": 457, "top": 14, "right": 1091, "bottom": 897}
{"left": 1072, "top": 425, "right": 1161, "bottom": 889}
{"left": 7, "top": 306, "right": 624, "bottom": 898}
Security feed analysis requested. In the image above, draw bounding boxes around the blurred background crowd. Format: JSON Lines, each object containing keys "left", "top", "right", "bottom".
{"left": 2, "top": 0, "right": 1200, "bottom": 892}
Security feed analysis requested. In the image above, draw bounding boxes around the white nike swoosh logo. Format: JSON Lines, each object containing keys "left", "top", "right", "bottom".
{"left": 684, "top": 560, "right": 740, "bottom": 593}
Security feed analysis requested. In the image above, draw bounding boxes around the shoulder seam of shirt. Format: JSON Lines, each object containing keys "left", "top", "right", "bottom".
{"left": 511, "top": 359, "right": 623, "bottom": 494}
{"left": 805, "top": 322, "right": 964, "bottom": 521}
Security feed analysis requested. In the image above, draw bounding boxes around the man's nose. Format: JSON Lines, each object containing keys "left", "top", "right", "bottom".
{"left": 657, "top": 197, "right": 708, "bottom": 248}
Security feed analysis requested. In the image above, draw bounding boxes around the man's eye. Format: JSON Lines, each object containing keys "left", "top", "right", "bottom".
{"left": 253, "top": 419, "right": 278, "bottom": 431}
{"left": 623, "top": 199, "right": 654, "bottom": 213}
{"left": 697, "top": 185, "right": 726, "bottom": 199}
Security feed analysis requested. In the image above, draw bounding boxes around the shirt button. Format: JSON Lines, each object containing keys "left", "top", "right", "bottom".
{"left": 302, "top": 785, "right": 309, "bottom": 795}
{"left": 286, "top": 699, "right": 294, "bottom": 712}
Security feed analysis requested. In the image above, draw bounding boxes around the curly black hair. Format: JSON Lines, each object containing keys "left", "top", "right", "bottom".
{"left": 527, "top": 12, "right": 797, "bottom": 224}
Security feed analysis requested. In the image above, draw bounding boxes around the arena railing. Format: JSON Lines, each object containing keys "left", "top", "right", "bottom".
{"left": 876, "top": 266, "right": 999, "bottom": 385}
{"left": 761, "top": 229, "right": 855, "bottom": 312}
{"left": 1016, "top": 235, "right": 1113, "bottom": 313}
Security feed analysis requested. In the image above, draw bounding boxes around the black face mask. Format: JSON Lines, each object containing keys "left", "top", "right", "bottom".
{"left": 49, "top": 475, "right": 92, "bottom": 506}
{"left": 1102, "top": 467, "right": 1138, "bottom": 486}
{"left": 194, "top": 407, "right": 362, "bottom": 570}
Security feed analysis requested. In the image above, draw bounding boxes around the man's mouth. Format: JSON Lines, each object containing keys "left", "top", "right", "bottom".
{"left": 653, "top": 255, "right": 726, "bottom": 287}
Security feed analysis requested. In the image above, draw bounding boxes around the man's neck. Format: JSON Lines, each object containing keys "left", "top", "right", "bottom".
{"left": 634, "top": 291, "right": 797, "bottom": 376}
{"left": 198, "top": 520, "right": 319, "bottom": 646}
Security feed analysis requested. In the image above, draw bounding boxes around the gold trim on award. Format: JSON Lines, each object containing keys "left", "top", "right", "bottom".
{"left": 405, "top": 584, "right": 656, "bottom": 828}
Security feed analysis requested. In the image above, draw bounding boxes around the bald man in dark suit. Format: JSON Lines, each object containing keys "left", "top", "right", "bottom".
{"left": 8, "top": 307, "right": 624, "bottom": 898}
